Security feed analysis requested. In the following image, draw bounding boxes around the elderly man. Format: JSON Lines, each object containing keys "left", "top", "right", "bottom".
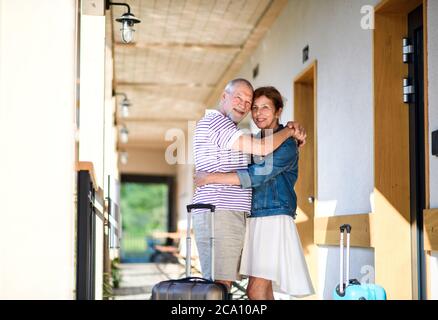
{"left": 192, "top": 78, "right": 305, "bottom": 293}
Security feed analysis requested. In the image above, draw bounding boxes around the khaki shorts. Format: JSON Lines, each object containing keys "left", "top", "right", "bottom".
{"left": 193, "top": 210, "right": 247, "bottom": 282}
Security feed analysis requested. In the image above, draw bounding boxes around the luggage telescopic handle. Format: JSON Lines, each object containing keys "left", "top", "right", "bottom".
{"left": 339, "top": 224, "right": 352, "bottom": 295}
{"left": 187, "top": 204, "right": 216, "bottom": 212}
{"left": 185, "top": 204, "right": 216, "bottom": 281}
{"left": 340, "top": 224, "right": 352, "bottom": 233}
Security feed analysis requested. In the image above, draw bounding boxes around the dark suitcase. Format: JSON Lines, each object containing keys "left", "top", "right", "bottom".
{"left": 151, "top": 204, "right": 231, "bottom": 300}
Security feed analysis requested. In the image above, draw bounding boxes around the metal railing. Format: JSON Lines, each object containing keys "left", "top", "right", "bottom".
{"left": 76, "top": 170, "right": 105, "bottom": 300}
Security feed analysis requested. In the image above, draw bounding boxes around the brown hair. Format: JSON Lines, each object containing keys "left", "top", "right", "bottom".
{"left": 253, "top": 86, "right": 283, "bottom": 111}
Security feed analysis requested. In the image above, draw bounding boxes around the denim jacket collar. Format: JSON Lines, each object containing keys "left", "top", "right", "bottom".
{"left": 258, "top": 124, "right": 284, "bottom": 139}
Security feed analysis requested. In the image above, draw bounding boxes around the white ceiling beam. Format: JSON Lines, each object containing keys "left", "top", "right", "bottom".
{"left": 115, "top": 82, "right": 214, "bottom": 88}
{"left": 114, "top": 42, "right": 242, "bottom": 53}
{"left": 117, "top": 117, "right": 201, "bottom": 122}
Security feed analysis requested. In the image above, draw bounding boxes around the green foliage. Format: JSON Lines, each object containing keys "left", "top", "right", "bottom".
{"left": 120, "top": 183, "right": 168, "bottom": 238}
{"left": 103, "top": 272, "right": 113, "bottom": 299}
{"left": 111, "top": 258, "right": 122, "bottom": 289}
{"left": 121, "top": 234, "right": 147, "bottom": 253}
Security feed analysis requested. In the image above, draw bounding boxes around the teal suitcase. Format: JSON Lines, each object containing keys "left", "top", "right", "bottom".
{"left": 333, "top": 224, "right": 387, "bottom": 300}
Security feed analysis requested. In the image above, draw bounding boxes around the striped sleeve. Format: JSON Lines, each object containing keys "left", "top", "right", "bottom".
{"left": 208, "top": 114, "right": 243, "bottom": 150}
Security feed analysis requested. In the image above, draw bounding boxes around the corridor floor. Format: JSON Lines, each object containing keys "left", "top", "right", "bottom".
{"left": 112, "top": 263, "right": 188, "bottom": 300}
{"left": 111, "top": 262, "right": 252, "bottom": 300}
{"left": 111, "top": 262, "right": 295, "bottom": 300}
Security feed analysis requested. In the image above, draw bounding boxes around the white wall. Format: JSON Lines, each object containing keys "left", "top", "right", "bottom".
{"left": 0, "top": 0, "right": 76, "bottom": 299}
{"left": 318, "top": 246, "right": 375, "bottom": 299}
{"left": 79, "top": 14, "right": 106, "bottom": 188}
{"left": 428, "top": 0, "right": 438, "bottom": 209}
{"left": 104, "top": 44, "right": 118, "bottom": 191}
{"left": 431, "top": 253, "right": 438, "bottom": 300}
{"left": 239, "top": 0, "right": 378, "bottom": 215}
{"left": 176, "top": 164, "right": 194, "bottom": 230}
{"left": 175, "top": 163, "right": 198, "bottom": 266}
{"left": 236, "top": 0, "right": 378, "bottom": 299}
{"left": 78, "top": 10, "right": 108, "bottom": 301}
{"left": 427, "top": 0, "right": 438, "bottom": 300}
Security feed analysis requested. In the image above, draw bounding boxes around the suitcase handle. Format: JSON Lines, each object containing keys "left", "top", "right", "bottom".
{"left": 339, "top": 224, "right": 352, "bottom": 295}
{"left": 187, "top": 204, "right": 215, "bottom": 212}
{"left": 174, "top": 277, "right": 215, "bottom": 283}
{"left": 185, "top": 204, "right": 216, "bottom": 281}
{"left": 340, "top": 224, "right": 352, "bottom": 233}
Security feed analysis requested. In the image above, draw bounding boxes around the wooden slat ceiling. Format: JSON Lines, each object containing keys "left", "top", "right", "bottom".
{"left": 111, "top": 0, "right": 286, "bottom": 151}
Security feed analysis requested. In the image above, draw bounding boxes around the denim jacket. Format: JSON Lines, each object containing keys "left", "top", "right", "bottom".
{"left": 236, "top": 125, "right": 299, "bottom": 218}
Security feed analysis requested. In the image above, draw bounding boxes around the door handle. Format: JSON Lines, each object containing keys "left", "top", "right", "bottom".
{"left": 308, "top": 196, "right": 315, "bottom": 204}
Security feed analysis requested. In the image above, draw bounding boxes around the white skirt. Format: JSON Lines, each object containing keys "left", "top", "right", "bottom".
{"left": 239, "top": 215, "right": 315, "bottom": 297}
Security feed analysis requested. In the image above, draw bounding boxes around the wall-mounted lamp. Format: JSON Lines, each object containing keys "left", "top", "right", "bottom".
{"left": 106, "top": 1, "right": 141, "bottom": 44}
{"left": 121, "top": 98, "right": 131, "bottom": 118}
{"left": 115, "top": 92, "right": 131, "bottom": 118}
{"left": 120, "top": 125, "right": 129, "bottom": 144}
{"left": 120, "top": 150, "right": 129, "bottom": 165}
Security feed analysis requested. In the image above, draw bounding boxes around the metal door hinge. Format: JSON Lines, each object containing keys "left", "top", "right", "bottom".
{"left": 403, "top": 78, "right": 415, "bottom": 104}
{"left": 403, "top": 38, "right": 414, "bottom": 63}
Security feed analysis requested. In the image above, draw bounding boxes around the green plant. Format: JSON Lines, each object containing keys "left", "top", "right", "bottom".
{"left": 120, "top": 183, "right": 168, "bottom": 237}
{"left": 111, "top": 258, "right": 122, "bottom": 289}
{"left": 103, "top": 272, "right": 113, "bottom": 299}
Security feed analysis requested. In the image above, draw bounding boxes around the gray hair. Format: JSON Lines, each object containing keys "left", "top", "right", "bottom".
{"left": 224, "top": 78, "right": 254, "bottom": 94}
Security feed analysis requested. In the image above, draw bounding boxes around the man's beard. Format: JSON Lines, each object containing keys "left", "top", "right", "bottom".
{"left": 225, "top": 109, "right": 242, "bottom": 124}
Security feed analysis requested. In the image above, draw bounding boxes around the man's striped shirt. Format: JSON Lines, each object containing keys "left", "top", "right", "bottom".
{"left": 192, "top": 110, "right": 251, "bottom": 212}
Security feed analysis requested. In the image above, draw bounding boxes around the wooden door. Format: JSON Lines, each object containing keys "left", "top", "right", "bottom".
{"left": 373, "top": 0, "right": 427, "bottom": 299}
{"left": 293, "top": 61, "right": 317, "bottom": 298}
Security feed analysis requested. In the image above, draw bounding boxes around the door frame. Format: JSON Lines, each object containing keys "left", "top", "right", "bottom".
{"left": 293, "top": 60, "right": 318, "bottom": 206}
{"left": 407, "top": 4, "right": 427, "bottom": 300}
{"left": 373, "top": 0, "right": 430, "bottom": 299}
{"left": 121, "top": 174, "right": 177, "bottom": 245}
{"left": 293, "top": 60, "right": 318, "bottom": 298}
